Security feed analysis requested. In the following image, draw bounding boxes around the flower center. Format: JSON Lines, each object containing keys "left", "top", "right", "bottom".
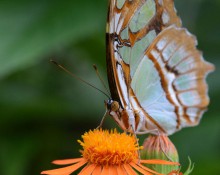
{"left": 78, "top": 129, "right": 139, "bottom": 166}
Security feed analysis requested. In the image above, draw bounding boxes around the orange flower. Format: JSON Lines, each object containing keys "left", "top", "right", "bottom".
{"left": 41, "top": 129, "right": 179, "bottom": 175}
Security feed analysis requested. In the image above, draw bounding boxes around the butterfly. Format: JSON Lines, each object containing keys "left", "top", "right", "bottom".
{"left": 105, "top": 0, "right": 214, "bottom": 135}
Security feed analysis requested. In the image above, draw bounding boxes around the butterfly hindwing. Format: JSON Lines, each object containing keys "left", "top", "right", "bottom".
{"left": 131, "top": 26, "right": 214, "bottom": 133}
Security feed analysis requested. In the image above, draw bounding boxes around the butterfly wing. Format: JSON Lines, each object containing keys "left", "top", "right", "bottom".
{"left": 106, "top": 0, "right": 214, "bottom": 135}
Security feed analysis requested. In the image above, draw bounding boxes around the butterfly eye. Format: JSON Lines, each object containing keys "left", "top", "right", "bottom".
{"left": 111, "top": 101, "right": 120, "bottom": 112}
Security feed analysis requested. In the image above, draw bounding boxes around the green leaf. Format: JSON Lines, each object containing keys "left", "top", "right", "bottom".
{"left": 0, "top": 0, "right": 105, "bottom": 79}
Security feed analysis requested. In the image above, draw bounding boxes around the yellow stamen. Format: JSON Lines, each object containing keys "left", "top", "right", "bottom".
{"left": 78, "top": 129, "right": 140, "bottom": 166}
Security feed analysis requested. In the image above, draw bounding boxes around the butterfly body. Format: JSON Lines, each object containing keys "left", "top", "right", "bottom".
{"left": 106, "top": 0, "right": 214, "bottom": 135}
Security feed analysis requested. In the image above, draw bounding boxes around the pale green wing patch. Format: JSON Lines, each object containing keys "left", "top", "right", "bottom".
{"left": 120, "top": 27, "right": 129, "bottom": 40}
{"left": 118, "top": 30, "right": 156, "bottom": 74}
{"left": 131, "top": 56, "right": 160, "bottom": 105}
{"left": 173, "top": 72, "right": 198, "bottom": 91}
{"left": 178, "top": 90, "right": 201, "bottom": 106}
{"left": 131, "top": 56, "right": 177, "bottom": 134}
{"left": 130, "top": 30, "right": 156, "bottom": 77}
{"left": 129, "top": 0, "right": 156, "bottom": 33}
{"left": 118, "top": 46, "right": 131, "bottom": 64}
{"left": 116, "top": 0, "right": 126, "bottom": 9}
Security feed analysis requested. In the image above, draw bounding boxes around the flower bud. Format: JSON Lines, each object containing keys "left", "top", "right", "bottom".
{"left": 140, "top": 134, "right": 179, "bottom": 174}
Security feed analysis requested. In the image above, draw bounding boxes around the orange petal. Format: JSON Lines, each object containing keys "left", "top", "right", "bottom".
{"left": 91, "top": 166, "right": 102, "bottom": 175}
{"left": 137, "top": 163, "right": 162, "bottom": 175}
{"left": 41, "top": 159, "right": 87, "bottom": 175}
{"left": 116, "top": 166, "right": 128, "bottom": 175}
{"left": 140, "top": 160, "right": 180, "bottom": 165}
{"left": 130, "top": 162, "right": 152, "bottom": 175}
{"left": 52, "top": 158, "right": 85, "bottom": 165}
{"left": 78, "top": 164, "right": 96, "bottom": 175}
{"left": 123, "top": 164, "right": 137, "bottom": 175}
{"left": 108, "top": 166, "right": 118, "bottom": 175}
{"left": 101, "top": 166, "right": 109, "bottom": 175}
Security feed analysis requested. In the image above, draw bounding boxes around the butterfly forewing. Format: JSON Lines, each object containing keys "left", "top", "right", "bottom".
{"left": 106, "top": 0, "right": 214, "bottom": 135}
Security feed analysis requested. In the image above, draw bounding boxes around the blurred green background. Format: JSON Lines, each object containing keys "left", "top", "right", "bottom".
{"left": 0, "top": 0, "right": 219, "bottom": 175}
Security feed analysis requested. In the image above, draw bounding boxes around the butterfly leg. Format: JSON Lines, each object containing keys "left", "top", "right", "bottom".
{"left": 96, "top": 109, "right": 108, "bottom": 129}
{"left": 154, "top": 130, "right": 174, "bottom": 162}
{"left": 135, "top": 129, "right": 159, "bottom": 135}
{"left": 158, "top": 134, "right": 174, "bottom": 162}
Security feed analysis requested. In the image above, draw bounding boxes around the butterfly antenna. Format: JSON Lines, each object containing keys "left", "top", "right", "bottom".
{"left": 93, "top": 64, "right": 111, "bottom": 97}
{"left": 50, "top": 60, "right": 110, "bottom": 98}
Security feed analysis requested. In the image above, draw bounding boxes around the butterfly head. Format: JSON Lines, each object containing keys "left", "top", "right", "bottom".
{"left": 106, "top": 99, "right": 128, "bottom": 131}
{"left": 107, "top": 99, "right": 120, "bottom": 112}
